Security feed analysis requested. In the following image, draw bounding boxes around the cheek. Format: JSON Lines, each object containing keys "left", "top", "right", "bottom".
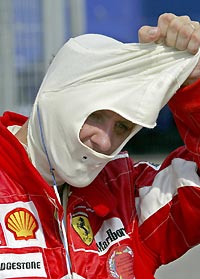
{"left": 111, "top": 133, "right": 131, "bottom": 152}
{"left": 113, "top": 138, "right": 126, "bottom": 151}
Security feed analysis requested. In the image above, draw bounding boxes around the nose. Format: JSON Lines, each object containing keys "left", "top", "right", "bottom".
{"left": 90, "top": 127, "right": 113, "bottom": 155}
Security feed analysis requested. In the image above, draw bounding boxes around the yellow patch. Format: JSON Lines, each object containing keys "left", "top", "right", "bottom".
{"left": 72, "top": 216, "right": 93, "bottom": 245}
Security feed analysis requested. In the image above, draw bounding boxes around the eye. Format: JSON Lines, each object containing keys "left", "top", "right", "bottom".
{"left": 115, "top": 122, "right": 134, "bottom": 135}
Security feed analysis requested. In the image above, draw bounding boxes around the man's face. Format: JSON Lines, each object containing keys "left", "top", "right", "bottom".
{"left": 79, "top": 110, "right": 135, "bottom": 155}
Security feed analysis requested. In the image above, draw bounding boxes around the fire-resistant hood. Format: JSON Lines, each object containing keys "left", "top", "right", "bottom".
{"left": 27, "top": 34, "right": 200, "bottom": 187}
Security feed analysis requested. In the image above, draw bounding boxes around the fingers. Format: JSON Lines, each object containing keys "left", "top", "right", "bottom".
{"left": 138, "top": 26, "right": 160, "bottom": 43}
{"left": 156, "top": 13, "right": 177, "bottom": 43}
{"left": 138, "top": 13, "right": 176, "bottom": 43}
{"left": 138, "top": 13, "right": 200, "bottom": 54}
{"left": 157, "top": 13, "right": 200, "bottom": 54}
{"left": 187, "top": 23, "right": 200, "bottom": 54}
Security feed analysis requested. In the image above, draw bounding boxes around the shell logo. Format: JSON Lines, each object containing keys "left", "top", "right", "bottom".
{"left": 5, "top": 207, "right": 39, "bottom": 240}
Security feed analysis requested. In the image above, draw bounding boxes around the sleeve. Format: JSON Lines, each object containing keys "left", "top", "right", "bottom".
{"left": 168, "top": 78, "right": 200, "bottom": 167}
{"left": 137, "top": 79, "right": 200, "bottom": 267}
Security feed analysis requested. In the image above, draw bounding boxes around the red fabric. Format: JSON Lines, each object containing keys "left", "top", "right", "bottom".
{"left": 1, "top": 78, "right": 200, "bottom": 278}
{"left": 169, "top": 79, "right": 200, "bottom": 168}
{"left": 0, "top": 113, "right": 67, "bottom": 278}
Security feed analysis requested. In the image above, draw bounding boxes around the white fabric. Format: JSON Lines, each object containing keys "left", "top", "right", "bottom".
{"left": 135, "top": 158, "right": 200, "bottom": 225}
{"left": 64, "top": 273, "right": 85, "bottom": 279}
{"left": 7, "top": 125, "right": 21, "bottom": 135}
{"left": 27, "top": 34, "right": 200, "bottom": 187}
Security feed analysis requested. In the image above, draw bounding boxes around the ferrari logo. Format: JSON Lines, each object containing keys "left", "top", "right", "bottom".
{"left": 72, "top": 216, "right": 93, "bottom": 245}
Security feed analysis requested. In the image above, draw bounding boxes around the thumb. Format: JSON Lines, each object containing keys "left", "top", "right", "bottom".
{"left": 138, "top": 26, "right": 160, "bottom": 43}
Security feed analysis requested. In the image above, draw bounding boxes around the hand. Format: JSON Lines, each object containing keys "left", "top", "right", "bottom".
{"left": 138, "top": 13, "right": 200, "bottom": 86}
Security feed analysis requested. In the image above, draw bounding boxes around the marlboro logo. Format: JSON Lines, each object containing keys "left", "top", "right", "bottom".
{"left": 96, "top": 227, "right": 127, "bottom": 252}
{"left": 94, "top": 218, "right": 130, "bottom": 255}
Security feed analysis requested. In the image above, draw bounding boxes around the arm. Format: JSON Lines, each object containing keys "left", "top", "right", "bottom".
{"left": 137, "top": 84, "right": 200, "bottom": 263}
{"left": 137, "top": 13, "right": 200, "bottom": 266}
{"left": 169, "top": 78, "right": 200, "bottom": 167}
{"left": 139, "top": 13, "right": 200, "bottom": 166}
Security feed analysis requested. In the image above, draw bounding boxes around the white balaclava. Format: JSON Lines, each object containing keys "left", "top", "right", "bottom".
{"left": 27, "top": 34, "right": 200, "bottom": 187}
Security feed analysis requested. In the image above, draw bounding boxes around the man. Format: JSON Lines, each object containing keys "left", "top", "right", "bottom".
{"left": 0, "top": 13, "right": 200, "bottom": 279}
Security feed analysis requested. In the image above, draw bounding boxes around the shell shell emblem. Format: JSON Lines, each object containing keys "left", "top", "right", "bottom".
{"left": 5, "top": 207, "right": 39, "bottom": 240}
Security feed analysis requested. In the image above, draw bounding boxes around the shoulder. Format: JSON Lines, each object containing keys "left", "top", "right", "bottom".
{"left": 0, "top": 111, "right": 27, "bottom": 127}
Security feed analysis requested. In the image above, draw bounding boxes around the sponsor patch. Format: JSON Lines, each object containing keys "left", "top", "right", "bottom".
{"left": 107, "top": 245, "right": 135, "bottom": 279}
{"left": 0, "top": 252, "right": 47, "bottom": 278}
{"left": 72, "top": 215, "right": 93, "bottom": 245}
{"left": 95, "top": 218, "right": 129, "bottom": 255}
{"left": 5, "top": 208, "right": 39, "bottom": 241}
{"left": 0, "top": 201, "right": 46, "bottom": 248}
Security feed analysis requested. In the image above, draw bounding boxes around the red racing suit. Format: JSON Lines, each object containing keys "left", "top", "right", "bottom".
{"left": 1, "top": 80, "right": 200, "bottom": 279}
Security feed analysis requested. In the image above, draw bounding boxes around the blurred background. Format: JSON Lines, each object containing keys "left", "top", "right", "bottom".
{"left": 0, "top": 1, "right": 199, "bottom": 278}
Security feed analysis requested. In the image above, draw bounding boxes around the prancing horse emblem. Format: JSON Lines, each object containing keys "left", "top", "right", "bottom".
{"left": 72, "top": 216, "right": 93, "bottom": 245}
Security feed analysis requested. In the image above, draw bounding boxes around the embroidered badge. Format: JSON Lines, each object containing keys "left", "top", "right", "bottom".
{"left": 72, "top": 215, "right": 93, "bottom": 245}
{"left": 5, "top": 207, "right": 39, "bottom": 241}
{"left": 107, "top": 245, "right": 135, "bottom": 279}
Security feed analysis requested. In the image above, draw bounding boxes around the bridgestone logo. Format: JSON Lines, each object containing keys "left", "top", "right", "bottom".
{"left": 96, "top": 228, "right": 126, "bottom": 252}
{"left": 0, "top": 253, "right": 46, "bottom": 278}
{"left": 0, "top": 261, "right": 41, "bottom": 271}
